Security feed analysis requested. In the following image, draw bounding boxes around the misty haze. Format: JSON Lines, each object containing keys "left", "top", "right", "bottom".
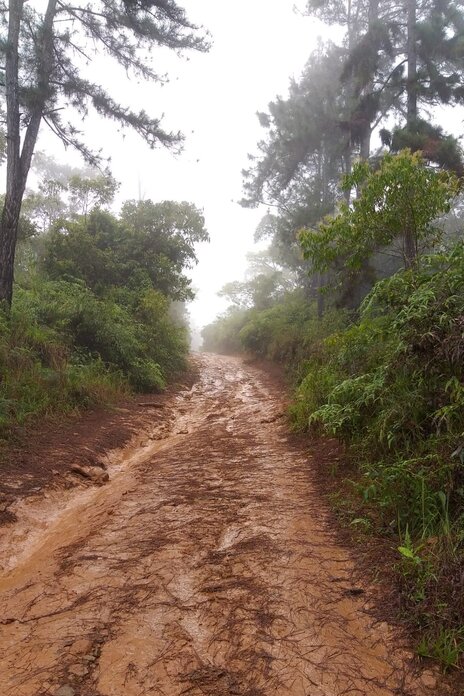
{"left": 0, "top": 1, "right": 463, "bottom": 695}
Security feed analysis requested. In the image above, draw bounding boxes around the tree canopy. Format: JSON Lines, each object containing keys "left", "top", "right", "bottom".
{"left": 43, "top": 200, "right": 209, "bottom": 300}
{"left": 0, "top": 0, "right": 209, "bottom": 305}
{"left": 300, "top": 150, "right": 459, "bottom": 278}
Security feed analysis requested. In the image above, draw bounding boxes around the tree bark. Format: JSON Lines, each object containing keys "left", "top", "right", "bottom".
{"left": 404, "top": 0, "right": 417, "bottom": 267}
{"left": 0, "top": 0, "right": 57, "bottom": 307}
{"left": 360, "top": 129, "right": 371, "bottom": 160}
{"left": 403, "top": 229, "right": 417, "bottom": 268}
{"left": 0, "top": 0, "right": 24, "bottom": 307}
{"left": 359, "top": 0, "right": 379, "bottom": 161}
{"left": 407, "top": 0, "right": 417, "bottom": 126}
{"left": 343, "top": 148, "right": 352, "bottom": 202}
{"left": 317, "top": 272, "right": 325, "bottom": 319}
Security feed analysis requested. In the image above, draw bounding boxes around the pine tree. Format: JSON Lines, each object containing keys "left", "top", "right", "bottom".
{"left": 241, "top": 44, "right": 351, "bottom": 309}
{"left": 306, "top": 0, "right": 464, "bottom": 167}
{"left": 0, "top": 0, "right": 208, "bottom": 306}
{"left": 389, "top": 0, "right": 464, "bottom": 175}
{"left": 241, "top": 44, "right": 348, "bottom": 214}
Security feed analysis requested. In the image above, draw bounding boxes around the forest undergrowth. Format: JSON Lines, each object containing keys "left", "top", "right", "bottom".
{"left": 0, "top": 278, "right": 187, "bottom": 437}
{"left": 0, "top": 163, "right": 207, "bottom": 440}
{"left": 203, "top": 152, "right": 464, "bottom": 671}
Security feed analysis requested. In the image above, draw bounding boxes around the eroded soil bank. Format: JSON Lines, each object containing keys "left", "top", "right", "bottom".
{"left": 0, "top": 354, "right": 450, "bottom": 695}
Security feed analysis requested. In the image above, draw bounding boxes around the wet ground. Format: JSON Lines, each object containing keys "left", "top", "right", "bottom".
{"left": 0, "top": 354, "right": 444, "bottom": 695}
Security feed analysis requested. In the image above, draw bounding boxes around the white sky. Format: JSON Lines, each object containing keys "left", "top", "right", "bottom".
{"left": 11, "top": 2, "right": 464, "bottom": 346}
{"left": 32, "top": 1, "right": 326, "bottom": 341}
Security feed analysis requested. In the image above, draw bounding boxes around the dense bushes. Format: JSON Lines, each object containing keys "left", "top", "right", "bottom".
{"left": 0, "top": 291, "right": 128, "bottom": 431}
{"left": 43, "top": 203, "right": 208, "bottom": 301}
{"left": 0, "top": 275, "right": 190, "bottom": 433}
{"left": 202, "top": 291, "right": 347, "bottom": 368}
{"left": 294, "top": 244, "right": 464, "bottom": 666}
{"left": 0, "top": 196, "right": 206, "bottom": 435}
{"left": 202, "top": 241, "right": 464, "bottom": 667}
{"left": 293, "top": 252, "right": 464, "bottom": 524}
{"left": 16, "top": 279, "right": 189, "bottom": 391}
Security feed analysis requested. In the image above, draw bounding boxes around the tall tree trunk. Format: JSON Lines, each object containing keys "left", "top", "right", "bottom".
{"left": 0, "top": 0, "right": 24, "bottom": 307}
{"left": 347, "top": 0, "right": 354, "bottom": 50}
{"left": 404, "top": 0, "right": 417, "bottom": 267}
{"left": 359, "top": 0, "right": 379, "bottom": 161}
{"left": 0, "top": 195, "right": 24, "bottom": 308}
{"left": 0, "top": 0, "right": 57, "bottom": 307}
{"left": 343, "top": 148, "right": 352, "bottom": 202}
{"left": 404, "top": 227, "right": 417, "bottom": 268}
{"left": 368, "top": 0, "right": 380, "bottom": 37}
{"left": 317, "top": 272, "right": 325, "bottom": 319}
{"left": 360, "top": 129, "right": 372, "bottom": 161}
{"left": 407, "top": 0, "right": 417, "bottom": 126}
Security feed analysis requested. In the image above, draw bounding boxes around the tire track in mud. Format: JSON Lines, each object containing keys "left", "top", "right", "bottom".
{"left": 0, "top": 354, "right": 444, "bottom": 695}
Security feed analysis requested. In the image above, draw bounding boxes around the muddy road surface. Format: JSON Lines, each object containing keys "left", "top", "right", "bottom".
{"left": 0, "top": 354, "right": 443, "bottom": 696}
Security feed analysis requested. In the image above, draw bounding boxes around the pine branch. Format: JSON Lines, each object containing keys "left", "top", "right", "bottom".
{"left": 43, "top": 111, "right": 102, "bottom": 165}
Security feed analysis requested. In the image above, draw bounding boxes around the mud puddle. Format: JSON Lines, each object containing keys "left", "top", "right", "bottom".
{"left": 0, "top": 354, "right": 445, "bottom": 695}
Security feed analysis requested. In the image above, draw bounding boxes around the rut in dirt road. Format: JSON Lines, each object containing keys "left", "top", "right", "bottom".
{"left": 0, "top": 354, "right": 442, "bottom": 696}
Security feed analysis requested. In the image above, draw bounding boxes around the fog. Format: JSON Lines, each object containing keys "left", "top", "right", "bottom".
{"left": 23, "top": 1, "right": 325, "bottom": 342}
{"left": 1, "top": 6, "right": 463, "bottom": 676}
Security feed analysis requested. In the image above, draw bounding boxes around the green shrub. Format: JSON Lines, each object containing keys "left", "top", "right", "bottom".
{"left": 0, "top": 274, "right": 189, "bottom": 433}
{"left": 13, "top": 279, "right": 186, "bottom": 392}
{"left": 201, "top": 308, "right": 251, "bottom": 354}
{"left": 304, "top": 245, "right": 464, "bottom": 529}
{"left": 0, "top": 304, "right": 129, "bottom": 434}
{"left": 290, "top": 241, "right": 464, "bottom": 666}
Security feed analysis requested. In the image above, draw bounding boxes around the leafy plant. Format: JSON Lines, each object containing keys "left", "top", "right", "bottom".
{"left": 417, "top": 628, "right": 464, "bottom": 671}
{"left": 300, "top": 150, "right": 459, "bottom": 277}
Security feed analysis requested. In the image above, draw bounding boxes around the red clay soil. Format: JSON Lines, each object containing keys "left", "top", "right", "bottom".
{"left": 0, "top": 353, "right": 455, "bottom": 695}
{"left": 0, "top": 367, "right": 198, "bottom": 525}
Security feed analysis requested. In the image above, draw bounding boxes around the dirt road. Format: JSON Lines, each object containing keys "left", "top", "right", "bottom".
{"left": 0, "top": 354, "right": 443, "bottom": 695}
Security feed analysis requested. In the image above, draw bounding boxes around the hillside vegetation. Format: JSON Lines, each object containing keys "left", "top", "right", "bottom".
{"left": 0, "top": 164, "right": 208, "bottom": 436}
{"left": 202, "top": 2, "right": 464, "bottom": 662}
{"left": 203, "top": 151, "right": 464, "bottom": 668}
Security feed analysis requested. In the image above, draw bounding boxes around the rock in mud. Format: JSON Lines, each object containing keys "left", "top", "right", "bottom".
{"left": 55, "top": 686, "right": 75, "bottom": 696}
{"left": 70, "top": 464, "right": 109, "bottom": 485}
{"left": 69, "top": 638, "right": 93, "bottom": 654}
{"left": 83, "top": 653, "right": 97, "bottom": 662}
{"left": 68, "top": 662, "right": 89, "bottom": 677}
{"left": 420, "top": 671, "right": 437, "bottom": 689}
{"left": 0, "top": 498, "right": 13, "bottom": 512}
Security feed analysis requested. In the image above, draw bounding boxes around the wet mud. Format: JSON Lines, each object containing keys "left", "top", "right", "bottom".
{"left": 0, "top": 354, "right": 444, "bottom": 695}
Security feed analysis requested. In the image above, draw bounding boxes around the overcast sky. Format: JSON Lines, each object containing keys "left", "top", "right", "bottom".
{"left": 33, "top": 0, "right": 326, "bottom": 341}
{"left": 15, "top": 1, "right": 464, "bottom": 345}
